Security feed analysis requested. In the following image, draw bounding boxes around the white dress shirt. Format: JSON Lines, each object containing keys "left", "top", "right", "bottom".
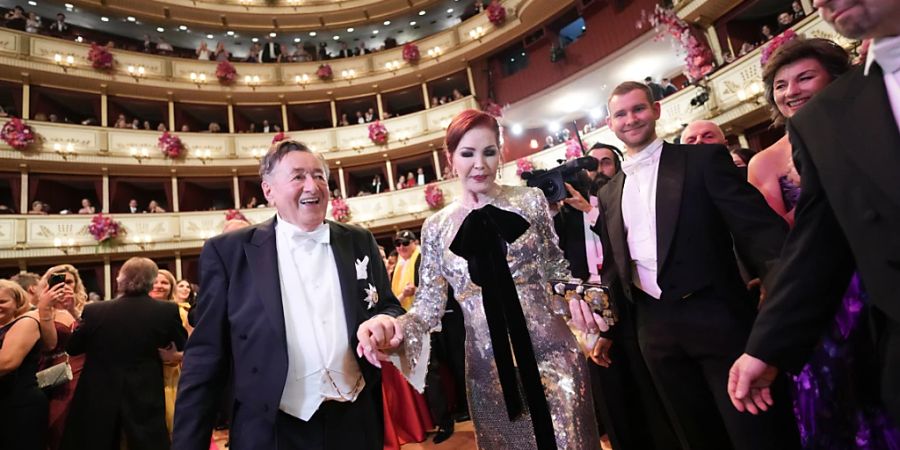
{"left": 275, "top": 216, "right": 364, "bottom": 420}
{"left": 621, "top": 138, "right": 664, "bottom": 299}
{"left": 866, "top": 36, "right": 900, "bottom": 133}
{"left": 582, "top": 195, "right": 604, "bottom": 283}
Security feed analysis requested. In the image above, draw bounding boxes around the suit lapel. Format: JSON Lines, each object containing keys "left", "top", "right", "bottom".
{"left": 835, "top": 65, "right": 900, "bottom": 209}
{"left": 243, "top": 217, "right": 286, "bottom": 342}
{"left": 656, "top": 143, "right": 685, "bottom": 273}
{"left": 600, "top": 172, "right": 631, "bottom": 284}
{"left": 329, "top": 222, "right": 360, "bottom": 343}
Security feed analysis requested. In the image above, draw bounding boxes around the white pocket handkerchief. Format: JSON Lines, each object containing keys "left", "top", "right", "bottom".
{"left": 355, "top": 256, "right": 369, "bottom": 280}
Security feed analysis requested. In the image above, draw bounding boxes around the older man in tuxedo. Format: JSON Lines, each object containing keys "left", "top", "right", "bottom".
{"left": 729, "top": 0, "right": 900, "bottom": 426}
{"left": 173, "top": 140, "right": 405, "bottom": 450}
{"left": 597, "top": 81, "right": 798, "bottom": 449}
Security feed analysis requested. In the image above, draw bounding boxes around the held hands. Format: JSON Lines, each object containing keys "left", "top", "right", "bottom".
{"left": 568, "top": 299, "right": 611, "bottom": 365}
{"left": 563, "top": 183, "right": 592, "bottom": 214}
{"left": 727, "top": 353, "right": 779, "bottom": 414}
{"left": 356, "top": 315, "right": 403, "bottom": 368}
{"left": 401, "top": 283, "right": 416, "bottom": 300}
{"left": 158, "top": 342, "right": 183, "bottom": 364}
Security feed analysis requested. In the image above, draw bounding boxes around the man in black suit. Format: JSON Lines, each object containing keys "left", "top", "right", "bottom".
{"left": 554, "top": 142, "right": 679, "bottom": 450}
{"left": 61, "top": 257, "right": 187, "bottom": 450}
{"left": 173, "top": 140, "right": 405, "bottom": 450}
{"left": 598, "top": 81, "right": 798, "bottom": 449}
{"left": 729, "top": 0, "right": 900, "bottom": 426}
{"left": 261, "top": 36, "right": 281, "bottom": 63}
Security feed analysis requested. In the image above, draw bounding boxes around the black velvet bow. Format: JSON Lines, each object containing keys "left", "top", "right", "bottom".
{"left": 450, "top": 204, "right": 556, "bottom": 449}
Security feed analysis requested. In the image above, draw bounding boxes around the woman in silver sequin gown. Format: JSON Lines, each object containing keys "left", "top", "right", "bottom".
{"left": 358, "top": 110, "right": 601, "bottom": 449}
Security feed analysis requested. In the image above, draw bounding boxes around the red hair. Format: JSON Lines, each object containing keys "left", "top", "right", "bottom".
{"left": 444, "top": 109, "right": 500, "bottom": 159}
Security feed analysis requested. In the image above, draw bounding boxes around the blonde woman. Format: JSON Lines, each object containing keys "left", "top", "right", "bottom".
{"left": 40, "top": 264, "right": 86, "bottom": 450}
{"left": 149, "top": 269, "right": 189, "bottom": 437}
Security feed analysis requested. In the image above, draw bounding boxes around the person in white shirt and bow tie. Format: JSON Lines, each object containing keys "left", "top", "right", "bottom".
{"left": 173, "top": 140, "right": 404, "bottom": 450}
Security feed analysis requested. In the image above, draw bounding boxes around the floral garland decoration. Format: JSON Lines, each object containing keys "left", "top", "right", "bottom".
{"left": 158, "top": 131, "right": 186, "bottom": 159}
{"left": 216, "top": 60, "right": 237, "bottom": 85}
{"left": 516, "top": 157, "right": 535, "bottom": 177}
{"left": 88, "top": 213, "right": 123, "bottom": 244}
{"left": 402, "top": 43, "right": 420, "bottom": 64}
{"left": 316, "top": 64, "right": 333, "bottom": 80}
{"left": 87, "top": 43, "right": 114, "bottom": 71}
{"left": 424, "top": 183, "right": 445, "bottom": 209}
{"left": 272, "top": 132, "right": 287, "bottom": 144}
{"left": 481, "top": 99, "right": 504, "bottom": 118}
{"left": 760, "top": 29, "right": 797, "bottom": 68}
{"left": 638, "top": 4, "right": 715, "bottom": 82}
{"left": 1, "top": 117, "right": 36, "bottom": 150}
{"left": 487, "top": 0, "right": 507, "bottom": 26}
{"left": 368, "top": 121, "right": 389, "bottom": 145}
{"left": 565, "top": 138, "right": 584, "bottom": 160}
{"left": 225, "top": 209, "right": 249, "bottom": 222}
{"left": 330, "top": 197, "right": 351, "bottom": 223}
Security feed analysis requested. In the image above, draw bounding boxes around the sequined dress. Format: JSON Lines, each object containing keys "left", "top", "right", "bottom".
{"left": 389, "top": 185, "right": 600, "bottom": 449}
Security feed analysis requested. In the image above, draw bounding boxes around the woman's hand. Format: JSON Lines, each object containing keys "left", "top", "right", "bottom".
{"left": 158, "top": 342, "right": 183, "bottom": 365}
{"left": 568, "top": 299, "right": 609, "bottom": 335}
{"left": 356, "top": 315, "right": 403, "bottom": 368}
{"left": 36, "top": 280, "right": 65, "bottom": 315}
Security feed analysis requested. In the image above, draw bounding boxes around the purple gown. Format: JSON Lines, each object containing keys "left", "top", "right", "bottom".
{"left": 780, "top": 175, "right": 900, "bottom": 449}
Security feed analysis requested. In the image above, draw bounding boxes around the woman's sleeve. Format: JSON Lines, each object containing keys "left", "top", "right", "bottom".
{"left": 388, "top": 215, "right": 449, "bottom": 392}
{"left": 529, "top": 188, "right": 571, "bottom": 282}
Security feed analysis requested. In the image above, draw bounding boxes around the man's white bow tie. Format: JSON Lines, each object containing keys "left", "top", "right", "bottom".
{"left": 291, "top": 225, "right": 329, "bottom": 247}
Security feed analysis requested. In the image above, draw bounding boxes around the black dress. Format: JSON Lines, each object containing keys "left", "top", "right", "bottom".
{"left": 0, "top": 316, "right": 48, "bottom": 450}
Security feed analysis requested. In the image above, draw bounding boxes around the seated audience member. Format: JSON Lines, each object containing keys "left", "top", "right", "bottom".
{"left": 730, "top": 147, "right": 757, "bottom": 168}
{"left": 156, "top": 36, "right": 173, "bottom": 52}
{"left": 0, "top": 279, "right": 57, "bottom": 450}
{"left": 143, "top": 120, "right": 152, "bottom": 130}
{"left": 147, "top": 200, "right": 166, "bottom": 213}
{"left": 355, "top": 42, "right": 368, "bottom": 56}
{"left": 77, "top": 199, "right": 96, "bottom": 215}
{"left": 245, "top": 43, "right": 261, "bottom": 63}
{"left": 681, "top": 120, "right": 727, "bottom": 145}
{"left": 196, "top": 41, "right": 211, "bottom": 60}
{"left": 661, "top": 78, "right": 678, "bottom": 97}
{"left": 49, "top": 12, "right": 68, "bottom": 34}
{"left": 214, "top": 42, "right": 230, "bottom": 62}
{"left": 60, "top": 257, "right": 187, "bottom": 450}
{"left": 292, "top": 44, "right": 311, "bottom": 62}
{"left": 739, "top": 42, "right": 756, "bottom": 56}
{"left": 262, "top": 120, "right": 272, "bottom": 133}
{"left": 364, "top": 108, "right": 375, "bottom": 123}
{"left": 791, "top": 1, "right": 806, "bottom": 21}
{"left": 356, "top": 111, "right": 365, "bottom": 124}
{"left": 128, "top": 199, "right": 140, "bottom": 214}
{"left": 208, "top": 122, "right": 222, "bottom": 133}
{"left": 142, "top": 35, "right": 153, "bottom": 53}
{"left": 28, "top": 201, "right": 47, "bottom": 215}
{"left": 157, "top": 122, "right": 167, "bottom": 132}
{"left": 114, "top": 114, "right": 128, "bottom": 129}
{"left": 180, "top": 124, "right": 190, "bottom": 132}
{"left": 131, "top": 119, "right": 140, "bottom": 130}
{"left": 777, "top": 12, "right": 795, "bottom": 32}
{"left": 244, "top": 196, "right": 258, "bottom": 209}
{"left": 339, "top": 113, "right": 350, "bottom": 127}
{"left": 416, "top": 168, "right": 425, "bottom": 186}
{"left": 25, "top": 12, "right": 41, "bottom": 33}
{"left": 3, "top": 6, "right": 27, "bottom": 31}
{"left": 396, "top": 175, "right": 406, "bottom": 190}
{"left": 760, "top": 24, "right": 776, "bottom": 42}
{"left": 405, "top": 171, "right": 416, "bottom": 188}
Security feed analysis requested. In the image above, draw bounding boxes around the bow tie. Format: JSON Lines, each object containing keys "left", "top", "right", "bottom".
{"left": 290, "top": 224, "right": 330, "bottom": 248}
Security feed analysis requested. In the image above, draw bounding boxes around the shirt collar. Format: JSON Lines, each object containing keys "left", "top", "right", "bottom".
{"left": 277, "top": 214, "right": 330, "bottom": 248}
{"left": 621, "top": 138, "right": 664, "bottom": 176}
{"left": 866, "top": 35, "right": 900, "bottom": 76}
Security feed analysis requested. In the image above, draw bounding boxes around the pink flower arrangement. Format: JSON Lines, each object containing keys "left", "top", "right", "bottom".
{"left": 424, "top": 183, "right": 445, "bottom": 209}
{"left": 225, "top": 209, "right": 249, "bottom": 222}
{"left": 516, "top": 158, "right": 534, "bottom": 177}
{"left": 402, "top": 43, "right": 420, "bottom": 64}
{"left": 88, "top": 213, "right": 122, "bottom": 244}
{"left": 760, "top": 29, "right": 798, "bottom": 68}
{"left": 88, "top": 43, "right": 114, "bottom": 71}
{"left": 158, "top": 131, "right": 185, "bottom": 159}
{"left": 368, "top": 121, "right": 389, "bottom": 145}
{"left": 316, "top": 64, "right": 333, "bottom": 80}
{"left": 639, "top": 4, "right": 715, "bottom": 82}
{"left": 1, "top": 117, "right": 36, "bottom": 150}
{"left": 330, "top": 197, "right": 351, "bottom": 223}
{"left": 216, "top": 60, "right": 237, "bottom": 85}
{"left": 481, "top": 99, "right": 504, "bottom": 118}
{"left": 565, "top": 138, "right": 584, "bottom": 160}
{"left": 272, "top": 132, "right": 287, "bottom": 144}
{"left": 487, "top": 0, "right": 507, "bottom": 26}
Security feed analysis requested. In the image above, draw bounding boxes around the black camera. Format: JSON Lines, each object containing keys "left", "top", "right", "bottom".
{"left": 522, "top": 156, "right": 598, "bottom": 203}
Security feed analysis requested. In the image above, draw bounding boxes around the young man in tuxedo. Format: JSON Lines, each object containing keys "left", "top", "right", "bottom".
{"left": 729, "top": 0, "right": 900, "bottom": 427}
{"left": 553, "top": 142, "right": 679, "bottom": 450}
{"left": 597, "top": 81, "right": 798, "bottom": 449}
{"left": 261, "top": 36, "right": 281, "bottom": 63}
{"left": 173, "top": 140, "right": 405, "bottom": 450}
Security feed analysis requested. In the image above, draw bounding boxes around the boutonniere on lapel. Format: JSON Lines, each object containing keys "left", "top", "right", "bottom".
{"left": 364, "top": 283, "right": 379, "bottom": 310}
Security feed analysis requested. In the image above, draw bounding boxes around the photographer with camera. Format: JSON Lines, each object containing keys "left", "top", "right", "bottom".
{"left": 536, "top": 142, "right": 678, "bottom": 450}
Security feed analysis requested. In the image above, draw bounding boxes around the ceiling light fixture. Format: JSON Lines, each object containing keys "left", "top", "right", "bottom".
{"left": 293, "top": 37, "right": 301, "bottom": 42}
{"left": 410, "top": 21, "right": 417, "bottom": 26}
{"left": 309, "top": 31, "right": 317, "bottom": 36}
{"left": 156, "top": 27, "right": 164, "bottom": 32}
{"left": 179, "top": 25, "right": 187, "bottom": 30}
{"left": 206, "top": 34, "right": 214, "bottom": 39}
{"left": 333, "top": 35, "right": 340, "bottom": 40}
{"left": 383, "top": 20, "right": 391, "bottom": 26}
{"left": 100, "top": 16, "right": 109, "bottom": 22}
{"left": 347, "top": 27, "right": 354, "bottom": 32}
{"left": 373, "top": 30, "right": 379, "bottom": 34}
{"left": 418, "top": 10, "right": 426, "bottom": 15}
{"left": 64, "top": 3, "right": 73, "bottom": 8}
{"left": 226, "top": 30, "right": 235, "bottom": 36}
{"left": 447, "top": 8, "right": 454, "bottom": 13}
{"left": 27, "top": 0, "right": 36, "bottom": 5}
{"left": 251, "top": 37, "right": 259, "bottom": 42}
{"left": 127, "top": 16, "right": 136, "bottom": 22}
{"left": 511, "top": 124, "right": 523, "bottom": 135}
{"left": 269, "top": 32, "right": 276, "bottom": 37}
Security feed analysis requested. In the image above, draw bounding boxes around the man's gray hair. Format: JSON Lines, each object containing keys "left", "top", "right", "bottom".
{"left": 258, "top": 140, "right": 329, "bottom": 180}
{"left": 117, "top": 257, "right": 158, "bottom": 296}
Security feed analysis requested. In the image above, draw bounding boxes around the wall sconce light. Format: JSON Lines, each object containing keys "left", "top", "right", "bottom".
{"left": 341, "top": 69, "right": 356, "bottom": 80}
{"left": 53, "top": 142, "right": 76, "bottom": 159}
{"left": 244, "top": 75, "right": 261, "bottom": 89}
{"left": 286, "top": 0, "right": 300, "bottom": 5}
{"left": 197, "top": 148, "right": 213, "bottom": 164}
{"left": 54, "top": 53, "right": 75, "bottom": 71}
{"left": 468, "top": 26, "right": 485, "bottom": 41}
{"left": 129, "top": 146, "right": 150, "bottom": 163}
{"left": 736, "top": 81, "right": 764, "bottom": 103}
{"left": 127, "top": 64, "right": 146, "bottom": 80}
{"left": 238, "top": 0, "right": 253, "bottom": 5}
{"left": 132, "top": 234, "right": 153, "bottom": 250}
{"left": 53, "top": 237, "right": 77, "bottom": 255}
{"left": 529, "top": 139, "right": 538, "bottom": 149}
{"left": 384, "top": 60, "right": 402, "bottom": 72}
{"left": 249, "top": 147, "right": 267, "bottom": 160}
{"left": 426, "top": 46, "right": 442, "bottom": 58}
{"left": 294, "top": 74, "right": 310, "bottom": 87}
{"left": 190, "top": 72, "right": 207, "bottom": 87}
